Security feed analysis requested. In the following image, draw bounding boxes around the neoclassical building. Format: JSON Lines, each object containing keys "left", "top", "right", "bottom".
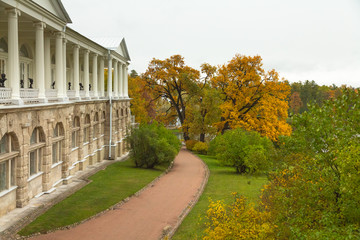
{"left": 0, "top": 0, "right": 131, "bottom": 217}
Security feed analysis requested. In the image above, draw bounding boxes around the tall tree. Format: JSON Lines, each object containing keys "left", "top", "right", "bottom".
{"left": 143, "top": 55, "right": 200, "bottom": 140}
{"left": 211, "top": 54, "right": 291, "bottom": 141}
{"left": 184, "top": 86, "right": 222, "bottom": 142}
{"left": 128, "top": 75, "right": 155, "bottom": 123}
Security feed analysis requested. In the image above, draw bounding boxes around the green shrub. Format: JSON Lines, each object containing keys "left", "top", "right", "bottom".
{"left": 210, "top": 128, "right": 274, "bottom": 174}
{"left": 192, "top": 142, "right": 208, "bottom": 154}
{"left": 126, "top": 122, "right": 181, "bottom": 168}
{"left": 185, "top": 139, "right": 198, "bottom": 151}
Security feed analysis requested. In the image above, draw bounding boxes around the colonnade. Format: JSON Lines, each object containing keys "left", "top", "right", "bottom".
{"left": 2, "top": 7, "right": 129, "bottom": 105}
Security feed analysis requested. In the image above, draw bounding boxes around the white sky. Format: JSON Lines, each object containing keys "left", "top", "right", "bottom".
{"left": 62, "top": 0, "right": 360, "bottom": 88}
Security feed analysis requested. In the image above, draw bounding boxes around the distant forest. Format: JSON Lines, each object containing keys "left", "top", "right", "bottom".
{"left": 288, "top": 80, "right": 356, "bottom": 115}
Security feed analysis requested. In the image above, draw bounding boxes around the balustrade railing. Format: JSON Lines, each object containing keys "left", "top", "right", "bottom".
{"left": 20, "top": 88, "right": 39, "bottom": 99}
{"left": 0, "top": 88, "right": 12, "bottom": 100}
{"left": 45, "top": 89, "right": 58, "bottom": 99}
{"left": 67, "top": 90, "right": 76, "bottom": 99}
{"left": 79, "top": 90, "right": 85, "bottom": 98}
{"left": 89, "top": 91, "right": 94, "bottom": 97}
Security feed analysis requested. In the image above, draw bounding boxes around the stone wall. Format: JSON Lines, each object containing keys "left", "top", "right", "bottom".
{"left": 0, "top": 99, "right": 131, "bottom": 217}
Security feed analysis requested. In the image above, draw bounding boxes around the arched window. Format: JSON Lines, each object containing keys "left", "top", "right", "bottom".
{"left": 52, "top": 123, "right": 64, "bottom": 165}
{"left": 93, "top": 112, "right": 99, "bottom": 139}
{"left": 101, "top": 111, "right": 106, "bottom": 136}
{"left": 72, "top": 117, "right": 80, "bottom": 148}
{"left": 83, "top": 114, "right": 90, "bottom": 143}
{"left": 0, "top": 133, "right": 18, "bottom": 192}
{"left": 29, "top": 127, "right": 45, "bottom": 176}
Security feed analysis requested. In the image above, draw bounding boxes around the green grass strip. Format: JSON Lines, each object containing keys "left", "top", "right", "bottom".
{"left": 172, "top": 154, "right": 268, "bottom": 240}
{"left": 19, "top": 160, "right": 166, "bottom": 236}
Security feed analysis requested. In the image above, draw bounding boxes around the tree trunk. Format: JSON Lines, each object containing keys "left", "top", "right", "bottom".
{"left": 200, "top": 133, "right": 205, "bottom": 142}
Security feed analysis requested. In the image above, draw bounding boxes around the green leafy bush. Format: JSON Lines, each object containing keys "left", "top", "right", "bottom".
{"left": 261, "top": 89, "right": 360, "bottom": 238}
{"left": 192, "top": 142, "right": 208, "bottom": 154}
{"left": 126, "top": 122, "right": 181, "bottom": 168}
{"left": 185, "top": 139, "right": 198, "bottom": 151}
{"left": 210, "top": 129, "right": 274, "bottom": 174}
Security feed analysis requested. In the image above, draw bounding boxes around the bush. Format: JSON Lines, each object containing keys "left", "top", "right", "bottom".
{"left": 210, "top": 129, "right": 274, "bottom": 174}
{"left": 185, "top": 139, "right": 198, "bottom": 151}
{"left": 126, "top": 122, "right": 181, "bottom": 168}
{"left": 192, "top": 142, "right": 208, "bottom": 154}
{"left": 203, "top": 193, "right": 275, "bottom": 240}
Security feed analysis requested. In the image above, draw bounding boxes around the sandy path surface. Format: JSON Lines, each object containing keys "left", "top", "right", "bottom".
{"left": 30, "top": 149, "right": 206, "bottom": 240}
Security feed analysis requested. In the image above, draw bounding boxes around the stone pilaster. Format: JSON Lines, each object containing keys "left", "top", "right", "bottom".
{"left": 62, "top": 115, "right": 72, "bottom": 184}
{"left": 42, "top": 119, "right": 53, "bottom": 192}
{"left": 17, "top": 123, "right": 30, "bottom": 207}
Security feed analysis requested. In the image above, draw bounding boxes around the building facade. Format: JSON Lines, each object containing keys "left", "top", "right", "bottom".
{"left": 0, "top": 0, "right": 131, "bottom": 217}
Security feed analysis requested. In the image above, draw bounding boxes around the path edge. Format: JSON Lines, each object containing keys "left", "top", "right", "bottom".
{"left": 18, "top": 157, "right": 176, "bottom": 240}
{"left": 161, "top": 150, "right": 210, "bottom": 240}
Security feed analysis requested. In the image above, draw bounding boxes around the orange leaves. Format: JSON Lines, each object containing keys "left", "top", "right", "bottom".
{"left": 211, "top": 54, "right": 291, "bottom": 141}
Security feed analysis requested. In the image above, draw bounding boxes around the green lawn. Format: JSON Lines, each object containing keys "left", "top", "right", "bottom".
{"left": 172, "top": 154, "right": 268, "bottom": 240}
{"left": 19, "top": 160, "right": 166, "bottom": 236}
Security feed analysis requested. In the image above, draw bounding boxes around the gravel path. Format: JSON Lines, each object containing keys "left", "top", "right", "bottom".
{"left": 30, "top": 149, "right": 207, "bottom": 240}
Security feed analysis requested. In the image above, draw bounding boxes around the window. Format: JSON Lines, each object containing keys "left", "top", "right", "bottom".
{"left": 72, "top": 117, "right": 80, "bottom": 148}
{"left": 0, "top": 38, "right": 8, "bottom": 78}
{"left": 29, "top": 128, "right": 45, "bottom": 176}
{"left": 114, "top": 110, "right": 119, "bottom": 133}
{"left": 19, "top": 45, "right": 32, "bottom": 88}
{"left": 101, "top": 111, "right": 106, "bottom": 136}
{"left": 0, "top": 134, "right": 18, "bottom": 192}
{"left": 83, "top": 114, "right": 90, "bottom": 143}
{"left": 0, "top": 59, "right": 5, "bottom": 75}
{"left": 93, "top": 113, "right": 99, "bottom": 139}
{"left": 52, "top": 123, "right": 64, "bottom": 165}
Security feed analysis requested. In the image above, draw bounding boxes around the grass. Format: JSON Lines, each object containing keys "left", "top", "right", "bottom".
{"left": 172, "top": 154, "right": 268, "bottom": 240}
{"left": 19, "top": 160, "right": 167, "bottom": 236}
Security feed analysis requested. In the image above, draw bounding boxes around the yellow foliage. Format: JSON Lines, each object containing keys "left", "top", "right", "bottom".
{"left": 211, "top": 54, "right": 292, "bottom": 141}
{"left": 203, "top": 194, "right": 275, "bottom": 240}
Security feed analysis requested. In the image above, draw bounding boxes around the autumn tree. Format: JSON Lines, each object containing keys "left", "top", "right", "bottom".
{"left": 211, "top": 54, "right": 291, "bottom": 141}
{"left": 143, "top": 55, "right": 200, "bottom": 140}
{"left": 289, "top": 91, "right": 303, "bottom": 115}
{"left": 184, "top": 86, "right": 222, "bottom": 142}
{"left": 128, "top": 75, "right": 155, "bottom": 123}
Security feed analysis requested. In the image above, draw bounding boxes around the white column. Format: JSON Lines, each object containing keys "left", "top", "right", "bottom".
{"left": 107, "top": 56, "right": 112, "bottom": 98}
{"left": 99, "top": 57, "right": 104, "bottom": 98}
{"left": 124, "top": 66, "right": 129, "bottom": 98}
{"left": 7, "top": 8, "right": 23, "bottom": 104}
{"left": 113, "top": 60, "right": 118, "bottom": 98}
{"left": 44, "top": 35, "right": 51, "bottom": 90}
{"left": 73, "top": 45, "right": 80, "bottom": 99}
{"left": 117, "top": 62, "right": 122, "bottom": 97}
{"left": 62, "top": 38, "right": 68, "bottom": 100}
{"left": 55, "top": 32, "right": 64, "bottom": 99}
{"left": 92, "top": 53, "right": 98, "bottom": 98}
{"left": 34, "top": 22, "right": 46, "bottom": 102}
{"left": 83, "top": 49, "right": 90, "bottom": 99}
{"left": 121, "top": 64, "right": 126, "bottom": 98}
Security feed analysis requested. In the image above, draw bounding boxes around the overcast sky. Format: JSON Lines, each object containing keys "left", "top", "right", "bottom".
{"left": 62, "top": 0, "right": 360, "bottom": 88}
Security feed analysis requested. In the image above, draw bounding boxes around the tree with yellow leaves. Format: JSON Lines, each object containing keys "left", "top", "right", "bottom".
{"left": 211, "top": 54, "right": 291, "bottom": 141}
{"left": 143, "top": 55, "right": 200, "bottom": 140}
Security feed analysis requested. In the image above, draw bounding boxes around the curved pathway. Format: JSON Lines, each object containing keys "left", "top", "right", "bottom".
{"left": 30, "top": 149, "right": 207, "bottom": 240}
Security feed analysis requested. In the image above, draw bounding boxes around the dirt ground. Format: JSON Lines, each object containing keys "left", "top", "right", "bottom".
{"left": 30, "top": 149, "right": 206, "bottom": 240}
